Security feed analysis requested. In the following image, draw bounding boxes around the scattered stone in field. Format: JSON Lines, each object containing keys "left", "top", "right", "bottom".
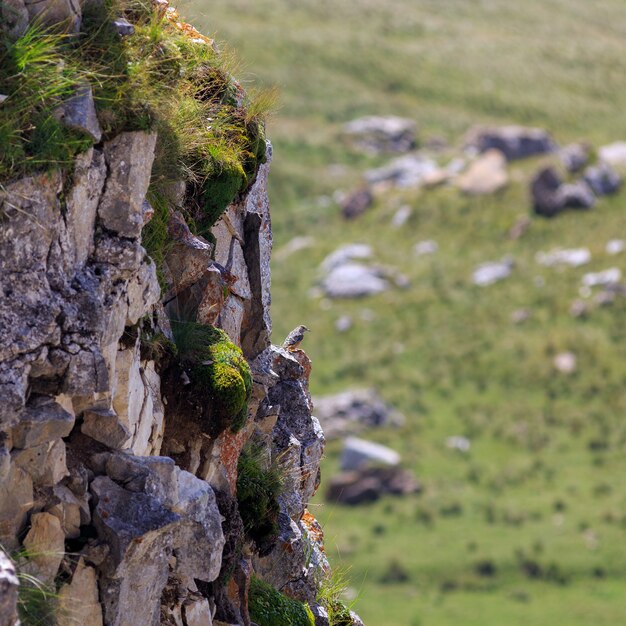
{"left": 583, "top": 163, "right": 622, "bottom": 196}
{"left": 343, "top": 115, "right": 417, "bottom": 154}
{"left": 422, "top": 168, "right": 449, "bottom": 188}
{"left": 570, "top": 300, "right": 590, "bottom": 318}
{"left": 598, "top": 142, "right": 626, "bottom": 169}
{"left": 536, "top": 248, "right": 591, "bottom": 268}
{"left": 511, "top": 309, "right": 532, "bottom": 324}
{"left": 554, "top": 352, "right": 577, "bottom": 374}
{"left": 335, "top": 315, "right": 353, "bottom": 333}
{"left": 341, "top": 436, "right": 401, "bottom": 471}
{"left": 465, "top": 125, "right": 556, "bottom": 160}
{"left": 582, "top": 267, "right": 621, "bottom": 288}
{"left": 446, "top": 436, "right": 471, "bottom": 452}
{"left": 559, "top": 143, "right": 590, "bottom": 172}
{"left": 594, "top": 290, "right": 616, "bottom": 307}
{"left": 341, "top": 187, "right": 374, "bottom": 219}
{"left": 606, "top": 239, "right": 625, "bottom": 255}
{"left": 472, "top": 257, "right": 514, "bottom": 286}
{"left": 313, "top": 389, "right": 405, "bottom": 439}
{"left": 274, "top": 236, "right": 315, "bottom": 261}
{"left": 531, "top": 167, "right": 595, "bottom": 217}
{"left": 414, "top": 240, "right": 438, "bottom": 256}
{"left": 508, "top": 215, "right": 531, "bottom": 240}
{"left": 326, "top": 466, "right": 420, "bottom": 505}
{"left": 322, "top": 262, "right": 389, "bottom": 298}
{"left": 456, "top": 149, "right": 508, "bottom": 195}
{"left": 321, "top": 244, "right": 373, "bottom": 272}
{"left": 364, "top": 153, "right": 439, "bottom": 188}
{"left": 391, "top": 205, "right": 412, "bottom": 228}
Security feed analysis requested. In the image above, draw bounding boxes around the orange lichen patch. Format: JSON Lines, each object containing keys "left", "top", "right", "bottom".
{"left": 153, "top": 0, "right": 216, "bottom": 48}
{"left": 219, "top": 427, "right": 249, "bottom": 494}
{"left": 301, "top": 509, "right": 325, "bottom": 551}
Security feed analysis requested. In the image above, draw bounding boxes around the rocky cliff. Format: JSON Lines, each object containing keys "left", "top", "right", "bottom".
{"left": 0, "top": 3, "right": 362, "bottom": 625}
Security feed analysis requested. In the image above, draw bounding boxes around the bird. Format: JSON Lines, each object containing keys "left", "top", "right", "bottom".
{"left": 282, "top": 325, "right": 310, "bottom": 352}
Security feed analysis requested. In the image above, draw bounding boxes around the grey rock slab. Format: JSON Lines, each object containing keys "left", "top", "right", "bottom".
{"left": 472, "top": 258, "right": 513, "bottom": 286}
{"left": 22, "top": 512, "right": 65, "bottom": 583}
{"left": 466, "top": 125, "right": 556, "bottom": 160}
{"left": 0, "top": 550, "right": 19, "bottom": 626}
{"left": 11, "top": 396, "right": 74, "bottom": 448}
{"left": 82, "top": 408, "right": 132, "bottom": 449}
{"left": 582, "top": 268, "right": 621, "bottom": 288}
{"left": 218, "top": 294, "right": 245, "bottom": 346}
{"left": 113, "top": 17, "right": 134, "bottom": 36}
{"left": 53, "top": 83, "right": 102, "bottom": 142}
{"left": 57, "top": 558, "right": 103, "bottom": 626}
{"left": 12, "top": 438, "right": 68, "bottom": 487}
{"left": 536, "top": 248, "right": 591, "bottom": 268}
{"left": 322, "top": 262, "right": 388, "bottom": 298}
{"left": 343, "top": 115, "right": 417, "bottom": 154}
{"left": 98, "top": 131, "right": 157, "bottom": 238}
{"left": 340, "top": 436, "right": 401, "bottom": 471}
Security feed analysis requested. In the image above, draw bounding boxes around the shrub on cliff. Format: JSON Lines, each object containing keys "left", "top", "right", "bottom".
{"left": 237, "top": 440, "right": 283, "bottom": 555}
{"left": 171, "top": 321, "right": 252, "bottom": 434}
{"left": 248, "top": 576, "right": 315, "bottom": 626}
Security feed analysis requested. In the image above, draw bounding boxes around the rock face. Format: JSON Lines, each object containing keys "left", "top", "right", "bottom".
{"left": 0, "top": 9, "right": 363, "bottom": 626}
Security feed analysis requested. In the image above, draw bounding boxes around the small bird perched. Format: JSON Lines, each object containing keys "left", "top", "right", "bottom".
{"left": 282, "top": 325, "right": 310, "bottom": 352}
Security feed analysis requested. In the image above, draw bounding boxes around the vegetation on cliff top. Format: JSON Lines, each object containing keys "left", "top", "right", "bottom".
{"left": 249, "top": 575, "right": 315, "bottom": 626}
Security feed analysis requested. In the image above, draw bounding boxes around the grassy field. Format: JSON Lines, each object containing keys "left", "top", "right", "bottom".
{"left": 182, "top": 1, "right": 626, "bottom": 624}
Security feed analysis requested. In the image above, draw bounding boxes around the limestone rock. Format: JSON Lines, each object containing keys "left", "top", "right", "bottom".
{"left": 0, "top": 550, "right": 19, "bottom": 626}
{"left": 340, "top": 436, "right": 401, "bottom": 471}
{"left": 322, "top": 263, "right": 388, "bottom": 298}
{"left": 466, "top": 125, "right": 555, "bottom": 160}
{"left": 343, "top": 115, "right": 417, "bottom": 154}
{"left": 47, "top": 484, "right": 85, "bottom": 539}
{"left": 218, "top": 295, "right": 246, "bottom": 346}
{"left": 364, "top": 153, "right": 438, "bottom": 188}
{"left": 472, "top": 257, "right": 514, "bottom": 286}
{"left": 22, "top": 512, "right": 65, "bottom": 583}
{"left": 0, "top": 463, "right": 33, "bottom": 550}
{"left": 98, "top": 132, "right": 157, "bottom": 238}
{"left": 81, "top": 407, "right": 132, "bottom": 449}
{"left": 58, "top": 558, "right": 103, "bottom": 626}
{"left": 12, "top": 395, "right": 74, "bottom": 448}
{"left": 456, "top": 149, "right": 508, "bottom": 195}
{"left": 183, "top": 597, "right": 213, "bottom": 626}
{"left": 54, "top": 83, "right": 102, "bottom": 142}
{"left": 12, "top": 438, "right": 68, "bottom": 487}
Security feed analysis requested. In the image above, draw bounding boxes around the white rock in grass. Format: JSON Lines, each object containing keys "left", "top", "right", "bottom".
{"left": 582, "top": 268, "right": 621, "bottom": 288}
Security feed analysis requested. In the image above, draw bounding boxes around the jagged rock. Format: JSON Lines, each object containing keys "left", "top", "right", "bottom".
{"left": 113, "top": 17, "right": 135, "bottom": 36}
{"left": 12, "top": 395, "right": 74, "bottom": 448}
{"left": 584, "top": 163, "right": 622, "bottom": 196}
{"left": 341, "top": 436, "right": 401, "bottom": 471}
{"left": 22, "top": 512, "right": 65, "bottom": 583}
{"left": 313, "top": 388, "right": 405, "bottom": 439}
{"left": 1, "top": 0, "right": 29, "bottom": 39}
{"left": 466, "top": 125, "right": 555, "bottom": 160}
{"left": 58, "top": 558, "right": 104, "bottom": 626}
{"left": 0, "top": 463, "right": 33, "bottom": 550}
{"left": 98, "top": 131, "right": 157, "bottom": 238}
{"left": 164, "top": 211, "right": 215, "bottom": 296}
{"left": 472, "top": 257, "right": 514, "bottom": 286}
{"left": 0, "top": 550, "right": 19, "bottom": 626}
{"left": 598, "top": 142, "right": 626, "bottom": 168}
{"left": 327, "top": 466, "right": 420, "bottom": 505}
{"left": 126, "top": 259, "right": 161, "bottom": 326}
{"left": 12, "top": 438, "right": 68, "bottom": 487}
{"left": 536, "top": 248, "right": 591, "bottom": 268}
{"left": 46, "top": 484, "right": 85, "bottom": 538}
{"left": 532, "top": 167, "right": 595, "bottom": 217}
{"left": 364, "top": 153, "right": 438, "bottom": 188}
{"left": 24, "top": 0, "right": 82, "bottom": 32}
{"left": 456, "top": 149, "right": 508, "bottom": 195}
{"left": 240, "top": 142, "right": 273, "bottom": 359}
{"left": 183, "top": 597, "right": 213, "bottom": 626}
{"left": 54, "top": 83, "right": 102, "bottom": 142}
{"left": 63, "top": 346, "right": 110, "bottom": 396}
{"left": 82, "top": 407, "right": 132, "bottom": 449}
{"left": 310, "top": 602, "right": 330, "bottom": 626}
{"left": 343, "top": 115, "right": 417, "bottom": 154}
{"left": 218, "top": 294, "right": 246, "bottom": 346}
{"left": 560, "top": 143, "right": 590, "bottom": 172}
{"left": 340, "top": 188, "right": 374, "bottom": 220}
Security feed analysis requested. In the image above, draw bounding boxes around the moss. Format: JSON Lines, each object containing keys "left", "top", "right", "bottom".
{"left": 171, "top": 322, "right": 252, "bottom": 434}
{"left": 249, "top": 576, "right": 315, "bottom": 626}
{"left": 237, "top": 441, "right": 283, "bottom": 555}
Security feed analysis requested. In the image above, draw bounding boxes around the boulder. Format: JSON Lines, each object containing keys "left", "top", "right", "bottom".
{"left": 53, "top": 83, "right": 102, "bottom": 142}
{"left": 313, "top": 389, "right": 405, "bottom": 439}
{"left": 531, "top": 167, "right": 595, "bottom": 217}
{"left": 327, "top": 466, "right": 420, "bottom": 505}
{"left": 11, "top": 395, "right": 74, "bottom": 449}
{"left": 340, "top": 436, "right": 400, "bottom": 471}
{"left": 364, "top": 153, "right": 438, "bottom": 188}
{"left": 598, "top": 142, "right": 626, "bottom": 169}
{"left": 582, "top": 268, "right": 621, "bottom": 288}
{"left": 456, "top": 149, "right": 508, "bottom": 195}
{"left": 322, "top": 263, "right": 389, "bottom": 299}
{"left": 343, "top": 115, "right": 417, "bottom": 154}
{"left": 559, "top": 143, "right": 590, "bottom": 172}
{"left": 22, "top": 512, "right": 65, "bottom": 583}
{"left": 584, "top": 163, "right": 622, "bottom": 196}
{"left": 466, "top": 125, "right": 555, "bottom": 160}
{"left": 57, "top": 558, "right": 103, "bottom": 626}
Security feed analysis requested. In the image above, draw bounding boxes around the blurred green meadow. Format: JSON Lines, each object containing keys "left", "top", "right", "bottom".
{"left": 184, "top": 1, "right": 626, "bottom": 624}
